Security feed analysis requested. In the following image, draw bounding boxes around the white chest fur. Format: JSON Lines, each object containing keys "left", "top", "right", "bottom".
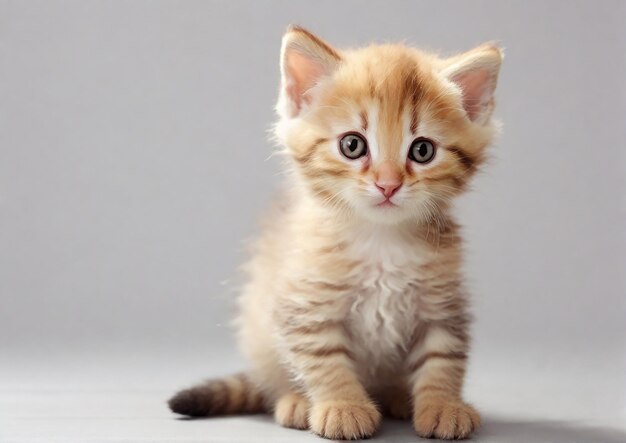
{"left": 343, "top": 227, "right": 429, "bottom": 381}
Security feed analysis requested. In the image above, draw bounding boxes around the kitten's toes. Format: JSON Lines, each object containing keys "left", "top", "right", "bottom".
{"left": 274, "top": 392, "right": 310, "bottom": 430}
{"left": 310, "top": 399, "right": 381, "bottom": 440}
{"left": 413, "top": 398, "right": 480, "bottom": 440}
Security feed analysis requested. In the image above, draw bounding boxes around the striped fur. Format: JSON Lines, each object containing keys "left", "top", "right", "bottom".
{"left": 170, "top": 27, "right": 502, "bottom": 440}
{"left": 168, "top": 373, "right": 265, "bottom": 417}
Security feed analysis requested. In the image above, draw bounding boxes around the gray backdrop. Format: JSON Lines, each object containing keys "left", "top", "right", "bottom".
{"left": 1, "top": 0, "right": 625, "bottom": 392}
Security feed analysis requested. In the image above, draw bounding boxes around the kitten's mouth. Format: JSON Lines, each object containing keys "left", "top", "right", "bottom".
{"left": 376, "top": 199, "right": 397, "bottom": 208}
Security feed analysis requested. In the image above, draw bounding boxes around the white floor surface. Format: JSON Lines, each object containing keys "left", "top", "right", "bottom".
{"left": 2, "top": 343, "right": 625, "bottom": 443}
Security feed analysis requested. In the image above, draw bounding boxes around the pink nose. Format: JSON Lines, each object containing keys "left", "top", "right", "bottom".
{"left": 375, "top": 181, "right": 402, "bottom": 198}
{"left": 375, "top": 161, "right": 403, "bottom": 198}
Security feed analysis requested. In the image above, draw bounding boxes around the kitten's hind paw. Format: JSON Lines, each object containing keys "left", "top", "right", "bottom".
{"left": 274, "top": 392, "right": 310, "bottom": 430}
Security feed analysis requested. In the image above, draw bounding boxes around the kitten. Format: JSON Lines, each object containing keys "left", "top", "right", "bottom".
{"left": 169, "top": 26, "right": 502, "bottom": 440}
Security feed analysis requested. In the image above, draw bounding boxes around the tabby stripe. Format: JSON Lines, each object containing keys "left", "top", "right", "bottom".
{"left": 310, "top": 368, "right": 356, "bottom": 388}
{"left": 290, "top": 280, "right": 352, "bottom": 293}
{"left": 316, "top": 168, "right": 349, "bottom": 178}
{"left": 360, "top": 110, "right": 368, "bottom": 131}
{"left": 412, "top": 372, "right": 465, "bottom": 396}
{"left": 447, "top": 147, "right": 476, "bottom": 171}
{"left": 234, "top": 374, "right": 257, "bottom": 412}
{"left": 408, "top": 351, "right": 467, "bottom": 373}
{"left": 292, "top": 138, "right": 328, "bottom": 165}
{"left": 415, "top": 385, "right": 450, "bottom": 396}
{"left": 429, "top": 281, "right": 462, "bottom": 292}
{"left": 307, "top": 361, "right": 356, "bottom": 382}
{"left": 212, "top": 380, "right": 229, "bottom": 413}
{"left": 290, "top": 344, "right": 350, "bottom": 358}
{"left": 422, "top": 172, "right": 467, "bottom": 185}
{"left": 224, "top": 377, "right": 242, "bottom": 413}
{"left": 410, "top": 107, "right": 419, "bottom": 134}
{"left": 285, "top": 320, "right": 342, "bottom": 335}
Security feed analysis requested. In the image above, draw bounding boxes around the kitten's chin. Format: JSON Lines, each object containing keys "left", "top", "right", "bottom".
{"left": 356, "top": 203, "right": 416, "bottom": 225}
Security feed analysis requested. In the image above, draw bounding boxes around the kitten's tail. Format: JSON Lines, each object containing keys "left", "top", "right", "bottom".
{"left": 168, "top": 373, "right": 265, "bottom": 417}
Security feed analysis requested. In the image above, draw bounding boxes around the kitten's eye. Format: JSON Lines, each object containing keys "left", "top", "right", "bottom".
{"left": 339, "top": 133, "right": 368, "bottom": 159}
{"left": 408, "top": 138, "right": 436, "bottom": 164}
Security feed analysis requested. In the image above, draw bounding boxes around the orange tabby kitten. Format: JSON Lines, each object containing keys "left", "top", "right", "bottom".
{"left": 169, "top": 26, "right": 502, "bottom": 440}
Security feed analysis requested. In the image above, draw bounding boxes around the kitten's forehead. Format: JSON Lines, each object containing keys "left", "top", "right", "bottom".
{"left": 330, "top": 46, "right": 431, "bottom": 109}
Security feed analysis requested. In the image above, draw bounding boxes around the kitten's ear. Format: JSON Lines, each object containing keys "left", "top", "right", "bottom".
{"left": 278, "top": 26, "right": 341, "bottom": 118}
{"left": 441, "top": 43, "right": 503, "bottom": 124}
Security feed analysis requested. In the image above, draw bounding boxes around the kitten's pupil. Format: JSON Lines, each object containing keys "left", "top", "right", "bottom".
{"left": 349, "top": 139, "right": 358, "bottom": 152}
{"left": 418, "top": 143, "right": 428, "bottom": 156}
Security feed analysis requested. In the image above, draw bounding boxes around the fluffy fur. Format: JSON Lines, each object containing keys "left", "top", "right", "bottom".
{"left": 169, "top": 26, "right": 503, "bottom": 440}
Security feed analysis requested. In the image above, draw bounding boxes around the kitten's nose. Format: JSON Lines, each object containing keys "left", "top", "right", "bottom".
{"left": 375, "top": 162, "right": 402, "bottom": 198}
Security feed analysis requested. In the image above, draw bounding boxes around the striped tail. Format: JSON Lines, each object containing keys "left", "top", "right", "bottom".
{"left": 168, "top": 373, "right": 265, "bottom": 417}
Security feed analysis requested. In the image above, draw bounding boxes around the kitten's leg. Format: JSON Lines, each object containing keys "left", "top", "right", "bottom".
{"left": 406, "top": 322, "right": 480, "bottom": 440}
{"left": 276, "top": 301, "right": 381, "bottom": 440}
{"left": 273, "top": 391, "right": 310, "bottom": 430}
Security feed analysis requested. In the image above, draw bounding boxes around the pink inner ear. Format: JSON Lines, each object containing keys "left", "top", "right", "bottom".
{"left": 285, "top": 51, "right": 326, "bottom": 114}
{"left": 452, "top": 69, "right": 494, "bottom": 121}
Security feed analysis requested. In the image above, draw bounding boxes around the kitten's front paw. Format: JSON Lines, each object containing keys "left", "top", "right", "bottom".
{"left": 413, "top": 398, "right": 480, "bottom": 440}
{"left": 274, "top": 393, "right": 310, "bottom": 430}
{"left": 310, "top": 400, "right": 381, "bottom": 440}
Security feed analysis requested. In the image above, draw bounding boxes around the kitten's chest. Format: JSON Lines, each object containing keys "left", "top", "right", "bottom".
{"left": 342, "top": 229, "right": 429, "bottom": 369}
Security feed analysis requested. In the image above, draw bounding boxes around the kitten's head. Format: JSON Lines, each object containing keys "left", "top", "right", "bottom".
{"left": 275, "top": 26, "right": 502, "bottom": 225}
